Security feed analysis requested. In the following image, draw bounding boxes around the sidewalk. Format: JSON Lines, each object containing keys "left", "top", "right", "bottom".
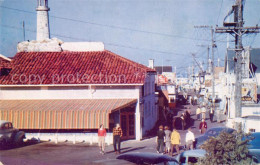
{"left": 0, "top": 103, "right": 226, "bottom": 165}
{"left": 90, "top": 103, "right": 226, "bottom": 164}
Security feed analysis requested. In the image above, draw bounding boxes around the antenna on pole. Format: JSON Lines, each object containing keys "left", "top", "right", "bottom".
{"left": 23, "top": 21, "right": 25, "bottom": 41}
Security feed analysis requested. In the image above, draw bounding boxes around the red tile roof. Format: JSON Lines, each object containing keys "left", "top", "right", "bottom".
{"left": 0, "top": 55, "right": 11, "bottom": 69}
{"left": 0, "top": 50, "right": 155, "bottom": 85}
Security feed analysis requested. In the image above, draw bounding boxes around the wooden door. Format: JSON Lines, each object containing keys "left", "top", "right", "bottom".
{"left": 120, "top": 112, "right": 135, "bottom": 140}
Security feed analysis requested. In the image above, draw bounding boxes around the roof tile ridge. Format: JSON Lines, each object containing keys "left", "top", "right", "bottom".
{"left": 104, "top": 50, "right": 155, "bottom": 72}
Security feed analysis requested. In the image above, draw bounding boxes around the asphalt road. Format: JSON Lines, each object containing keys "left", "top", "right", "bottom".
{"left": 0, "top": 104, "right": 224, "bottom": 165}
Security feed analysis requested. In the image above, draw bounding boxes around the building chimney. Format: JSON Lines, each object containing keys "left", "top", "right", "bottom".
{"left": 36, "top": 0, "right": 50, "bottom": 41}
{"left": 148, "top": 59, "right": 154, "bottom": 69}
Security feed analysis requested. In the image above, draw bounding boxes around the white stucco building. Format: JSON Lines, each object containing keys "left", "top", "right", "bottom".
{"left": 0, "top": 48, "right": 157, "bottom": 143}
{"left": 0, "top": 0, "right": 158, "bottom": 144}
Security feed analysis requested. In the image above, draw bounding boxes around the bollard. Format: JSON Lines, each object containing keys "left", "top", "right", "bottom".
{"left": 55, "top": 133, "right": 58, "bottom": 144}
{"left": 90, "top": 134, "right": 93, "bottom": 145}
{"left": 73, "top": 134, "right": 76, "bottom": 144}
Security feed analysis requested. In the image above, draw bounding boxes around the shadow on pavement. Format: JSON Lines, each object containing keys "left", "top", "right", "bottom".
{"left": 0, "top": 138, "right": 42, "bottom": 150}
{"left": 105, "top": 146, "right": 146, "bottom": 154}
{"left": 120, "top": 146, "right": 146, "bottom": 154}
{"left": 105, "top": 147, "right": 132, "bottom": 154}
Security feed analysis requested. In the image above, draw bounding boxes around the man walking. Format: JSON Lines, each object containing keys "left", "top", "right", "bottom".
{"left": 170, "top": 128, "right": 180, "bottom": 156}
{"left": 156, "top": 125, "right": 165, "bottom": 154}
{"left": 180, "top": 113, "right": 186, "bottom": 130}
{"left": 201, "top": 105, "right": 206, "bottom": 120}
{"left": 113, "top": 123, "right": 123, "bottom": 154}
{"left": 196, "top": 106, "right": 201, "bottom": 121}
{"left": 209, "top": 105, "right": 214, "bottom": 123}
{"left": 185, "top": 127, "right": 195, "bottom": 150}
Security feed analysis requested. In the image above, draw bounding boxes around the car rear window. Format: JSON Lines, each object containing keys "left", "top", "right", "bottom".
{"left": 188, "top": 157, "right": 198, "bottom": 163}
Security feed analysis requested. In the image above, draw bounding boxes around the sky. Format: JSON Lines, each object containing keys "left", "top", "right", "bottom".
{"left": 1, "top": 0, "right": 260, "bottom": 76}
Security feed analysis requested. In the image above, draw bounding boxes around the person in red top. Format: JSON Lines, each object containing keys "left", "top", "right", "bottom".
{"left": 199, "top": 119, "right": 207, "bottom": 134}
{"left": 113, "top": 123, "right": 123, "bottom": 154}
{"left": 98, "top": 124, "right": 107, "bottom": 154}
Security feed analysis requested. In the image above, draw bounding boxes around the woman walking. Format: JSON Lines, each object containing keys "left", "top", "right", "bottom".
{"left": 199, "top": 119, "right": 207, "bottom": 134}
{"left": 98, "top": 124, "right": 107, "bottom": 154}
{"left": 170, "top": 128, "right": 180, "bottom": 156}
{"left": 164, "top": 126, "right": 171, "bottom": 154}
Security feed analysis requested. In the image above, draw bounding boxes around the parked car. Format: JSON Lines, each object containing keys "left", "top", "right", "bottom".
{"left": 0, "top": 120, "right": 25, "bottom": 148}
{"left": 175, "top": 149, "right": 206, "bottom": 165}
{"left": 247, "top": 132, "right": 260, "bottom": 163}
{"left": 176, "top": 148, "right": 258, "bottom": 165}
{"left": 195, "top": 127, "right": 235, "bottom": 149}
{"left": 117, "top": 152, "right": 179, "bottom": 165}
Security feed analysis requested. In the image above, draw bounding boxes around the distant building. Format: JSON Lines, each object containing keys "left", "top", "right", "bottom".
{"left": 154, "top": 66, "right": 172, "bottom": 74}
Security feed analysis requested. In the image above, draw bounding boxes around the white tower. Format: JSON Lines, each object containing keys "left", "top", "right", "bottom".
{"left": 36, "top": 0, "right": 50, "bottom": 41}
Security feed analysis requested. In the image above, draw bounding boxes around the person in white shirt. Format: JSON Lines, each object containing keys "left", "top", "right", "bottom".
{"left": 201, "top": 106, "right": 206, "bottom": 120}
{"left": 185, "top": 127, "right": 195, "bottom": 150}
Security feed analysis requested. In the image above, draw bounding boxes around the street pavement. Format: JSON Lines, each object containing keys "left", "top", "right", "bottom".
{"left": 0, "top": 104, "right": 225, "bottom": 165}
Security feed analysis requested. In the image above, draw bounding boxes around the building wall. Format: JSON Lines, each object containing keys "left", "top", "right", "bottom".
{"left": 0, "top": 74, "right": 157, "bottom": 140}
{"left": 242, "top": 118, "right": 260, "bottom": 133}
{"left": 0, "top": 86, "right": 139, "bottom": 100}
{"left": 256, "top": 74, "right": 260, "bottom": 88}
{"left": 142, "top": 73, "right": 157, "bottom": 135}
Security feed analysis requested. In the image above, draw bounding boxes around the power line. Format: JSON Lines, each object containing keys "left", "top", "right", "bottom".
{"left": 217, "top": 0, "right": 224, "bottom": 25}
{"left": 249, "top": 17, "right": 260, "bottom": 46}
{"left": 1, "top": 24, "right": 188, "bottom": 57}
{"left": 0, "top": 5, "right": 228, "bottom": 43}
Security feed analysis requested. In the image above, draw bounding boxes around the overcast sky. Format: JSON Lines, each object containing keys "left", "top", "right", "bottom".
{"left": 1, "top": 0, "right": 260, "bottom": 75}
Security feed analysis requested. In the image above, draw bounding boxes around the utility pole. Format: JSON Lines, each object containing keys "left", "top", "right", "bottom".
{"left": 194, "top": 26, "right": 216, "bottom": 105}
{"left": 216, "top": 0, "right": 259, "bottom": 121}
{"left": 192, "top": 62, "right": 195, "bottom": 84}
{"left": 196, "top": 44, "right": 210, "bottom": 73}
{"left": 211, "top": 28, "right": 216, "bottom": 105}
{"left": 187, "top": 67, "right": 189, "bottom": 79}
{"left": 207, "top": 45, "right": 210, "bottom": 73}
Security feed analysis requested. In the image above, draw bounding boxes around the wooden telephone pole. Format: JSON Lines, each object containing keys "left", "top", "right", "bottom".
{"left": 194, "top": 26, "right": 216, "bottom": 107}
{"left": 215, "top": 0, "right": 259, "bottom": 119}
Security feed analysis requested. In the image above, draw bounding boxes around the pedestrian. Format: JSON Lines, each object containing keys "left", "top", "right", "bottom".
{"left": 156, "top": 125, "right": 165, "bottom": 154}
{"left": 113, "top": 123, "right": 123, "bottom": 154}
{"left": 194, "top": 95, "right": 197, "bottom": 105}
{"left": 185, "top": 127, "right": 195, "bottom": 150}
{"left": 98, "top": 124, "right": 106, "bottom": 154}
{"left": 180, "top": 113, "right": 186, "bottom": 130}
{"left": 196, "top": 106, "right": 201, "bottom": 121}
{"left": 164, "top": 126, "right": 171, "bottom": 154}
{"left": 201, "top": 105, "right": 206, "bottom": 120}
{"left": 170, "top": 128, "right": 181, "bottom": 156}
{"left": 199, "top": 119, "right": 207, "bottom": 134}
{"left": 209, "top": 106, "right": 214, "bottom": 123}
{"left": 185, "top": 110, "right": 191, "bottom": 128}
